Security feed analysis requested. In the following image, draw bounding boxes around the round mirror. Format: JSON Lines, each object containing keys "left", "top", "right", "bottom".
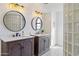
{"left": 3, "top": 11, "right": 26, "bottom": 32}
{"left": 31, "top": 17, "right": 42, "bottom": 31}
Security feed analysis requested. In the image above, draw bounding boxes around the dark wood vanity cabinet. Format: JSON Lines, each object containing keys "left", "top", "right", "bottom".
{"left": 1, "top": 38, "right": 34, "bottom": 56}
{"left": 34, "top": 36, "right": 50, "bottom": 56}
{"left": 21, "top": 39, "right": 34, "bottom": 56}
{"left": 7, "top": 41, "right": 22, "bottom": 56}
{"left": 1, "top": 35, "right": 50, "bottom": 56}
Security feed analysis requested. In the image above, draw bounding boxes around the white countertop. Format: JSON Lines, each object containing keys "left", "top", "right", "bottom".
{"left": 0, "top": 36, "right": 34, "bottom": 42}
{"left": 31, "top": 33, "right": 50, "bottom": 37}
{"left": 0, "top": 34, "right": 50, "bottom": 42}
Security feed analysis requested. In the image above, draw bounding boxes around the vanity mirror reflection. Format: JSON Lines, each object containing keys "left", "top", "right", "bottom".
{"left": 3, "top": 11, "right": 26, "bottom": 32}
{"left": 31, "top": 17, "right": 43, "bottom": 31}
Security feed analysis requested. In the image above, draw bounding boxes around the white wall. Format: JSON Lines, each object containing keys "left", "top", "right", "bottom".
{"left": 0, "top": 40, "right": 1, "bottom": 56}
{"left": 42, "top": 13, "right": 51, "bottom": 34}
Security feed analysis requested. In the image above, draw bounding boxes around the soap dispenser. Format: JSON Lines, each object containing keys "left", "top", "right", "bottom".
{"left": 16, "top": 33, "right": 19, "bottom": 37}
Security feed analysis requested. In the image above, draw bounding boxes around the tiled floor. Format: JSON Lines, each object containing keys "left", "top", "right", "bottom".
{"left": 42, "top": 46, "right": 63, "bottom": 56}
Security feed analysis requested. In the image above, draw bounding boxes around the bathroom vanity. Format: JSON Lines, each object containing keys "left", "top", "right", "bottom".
{"left": 34, "top": 34, "right": 50, "bottom": 56}
{"left": 1, "top": 36, "right": 34, "bottom": 56}
{"left": 0, "top": 34, "right": 50, "bottom": 56}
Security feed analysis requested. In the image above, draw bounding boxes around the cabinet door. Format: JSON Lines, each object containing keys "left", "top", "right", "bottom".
{"left": 7, "top": 41, "right": 22, "bottom": 56}
{"left": 44, "top": 37, "right": 50, "bottom": 50}
{"left": 39, "top": 37, "right": 45, "bottom": 55}
{"left": 22, "top": 38, "right": 34, "bottom": 56}
{"left": 38, "top": 36, "right": 50, "bottom": 55}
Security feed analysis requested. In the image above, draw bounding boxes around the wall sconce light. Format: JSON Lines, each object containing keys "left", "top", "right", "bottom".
{"left": 8, "top": 3, "right": 24, "bottom": 12}
{"left": 35, "top": 11, "right": 43, "bottom": 15}
{"left": 32, "top": 10, "right": 43, "bottom": 17}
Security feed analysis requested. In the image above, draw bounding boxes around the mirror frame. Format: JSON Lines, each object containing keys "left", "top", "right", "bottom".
{"left": 3, "top": 10, "right": 26, "bottom": 32}
{"left": 31, "top": 17, "right": 43, "bottom": 31}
